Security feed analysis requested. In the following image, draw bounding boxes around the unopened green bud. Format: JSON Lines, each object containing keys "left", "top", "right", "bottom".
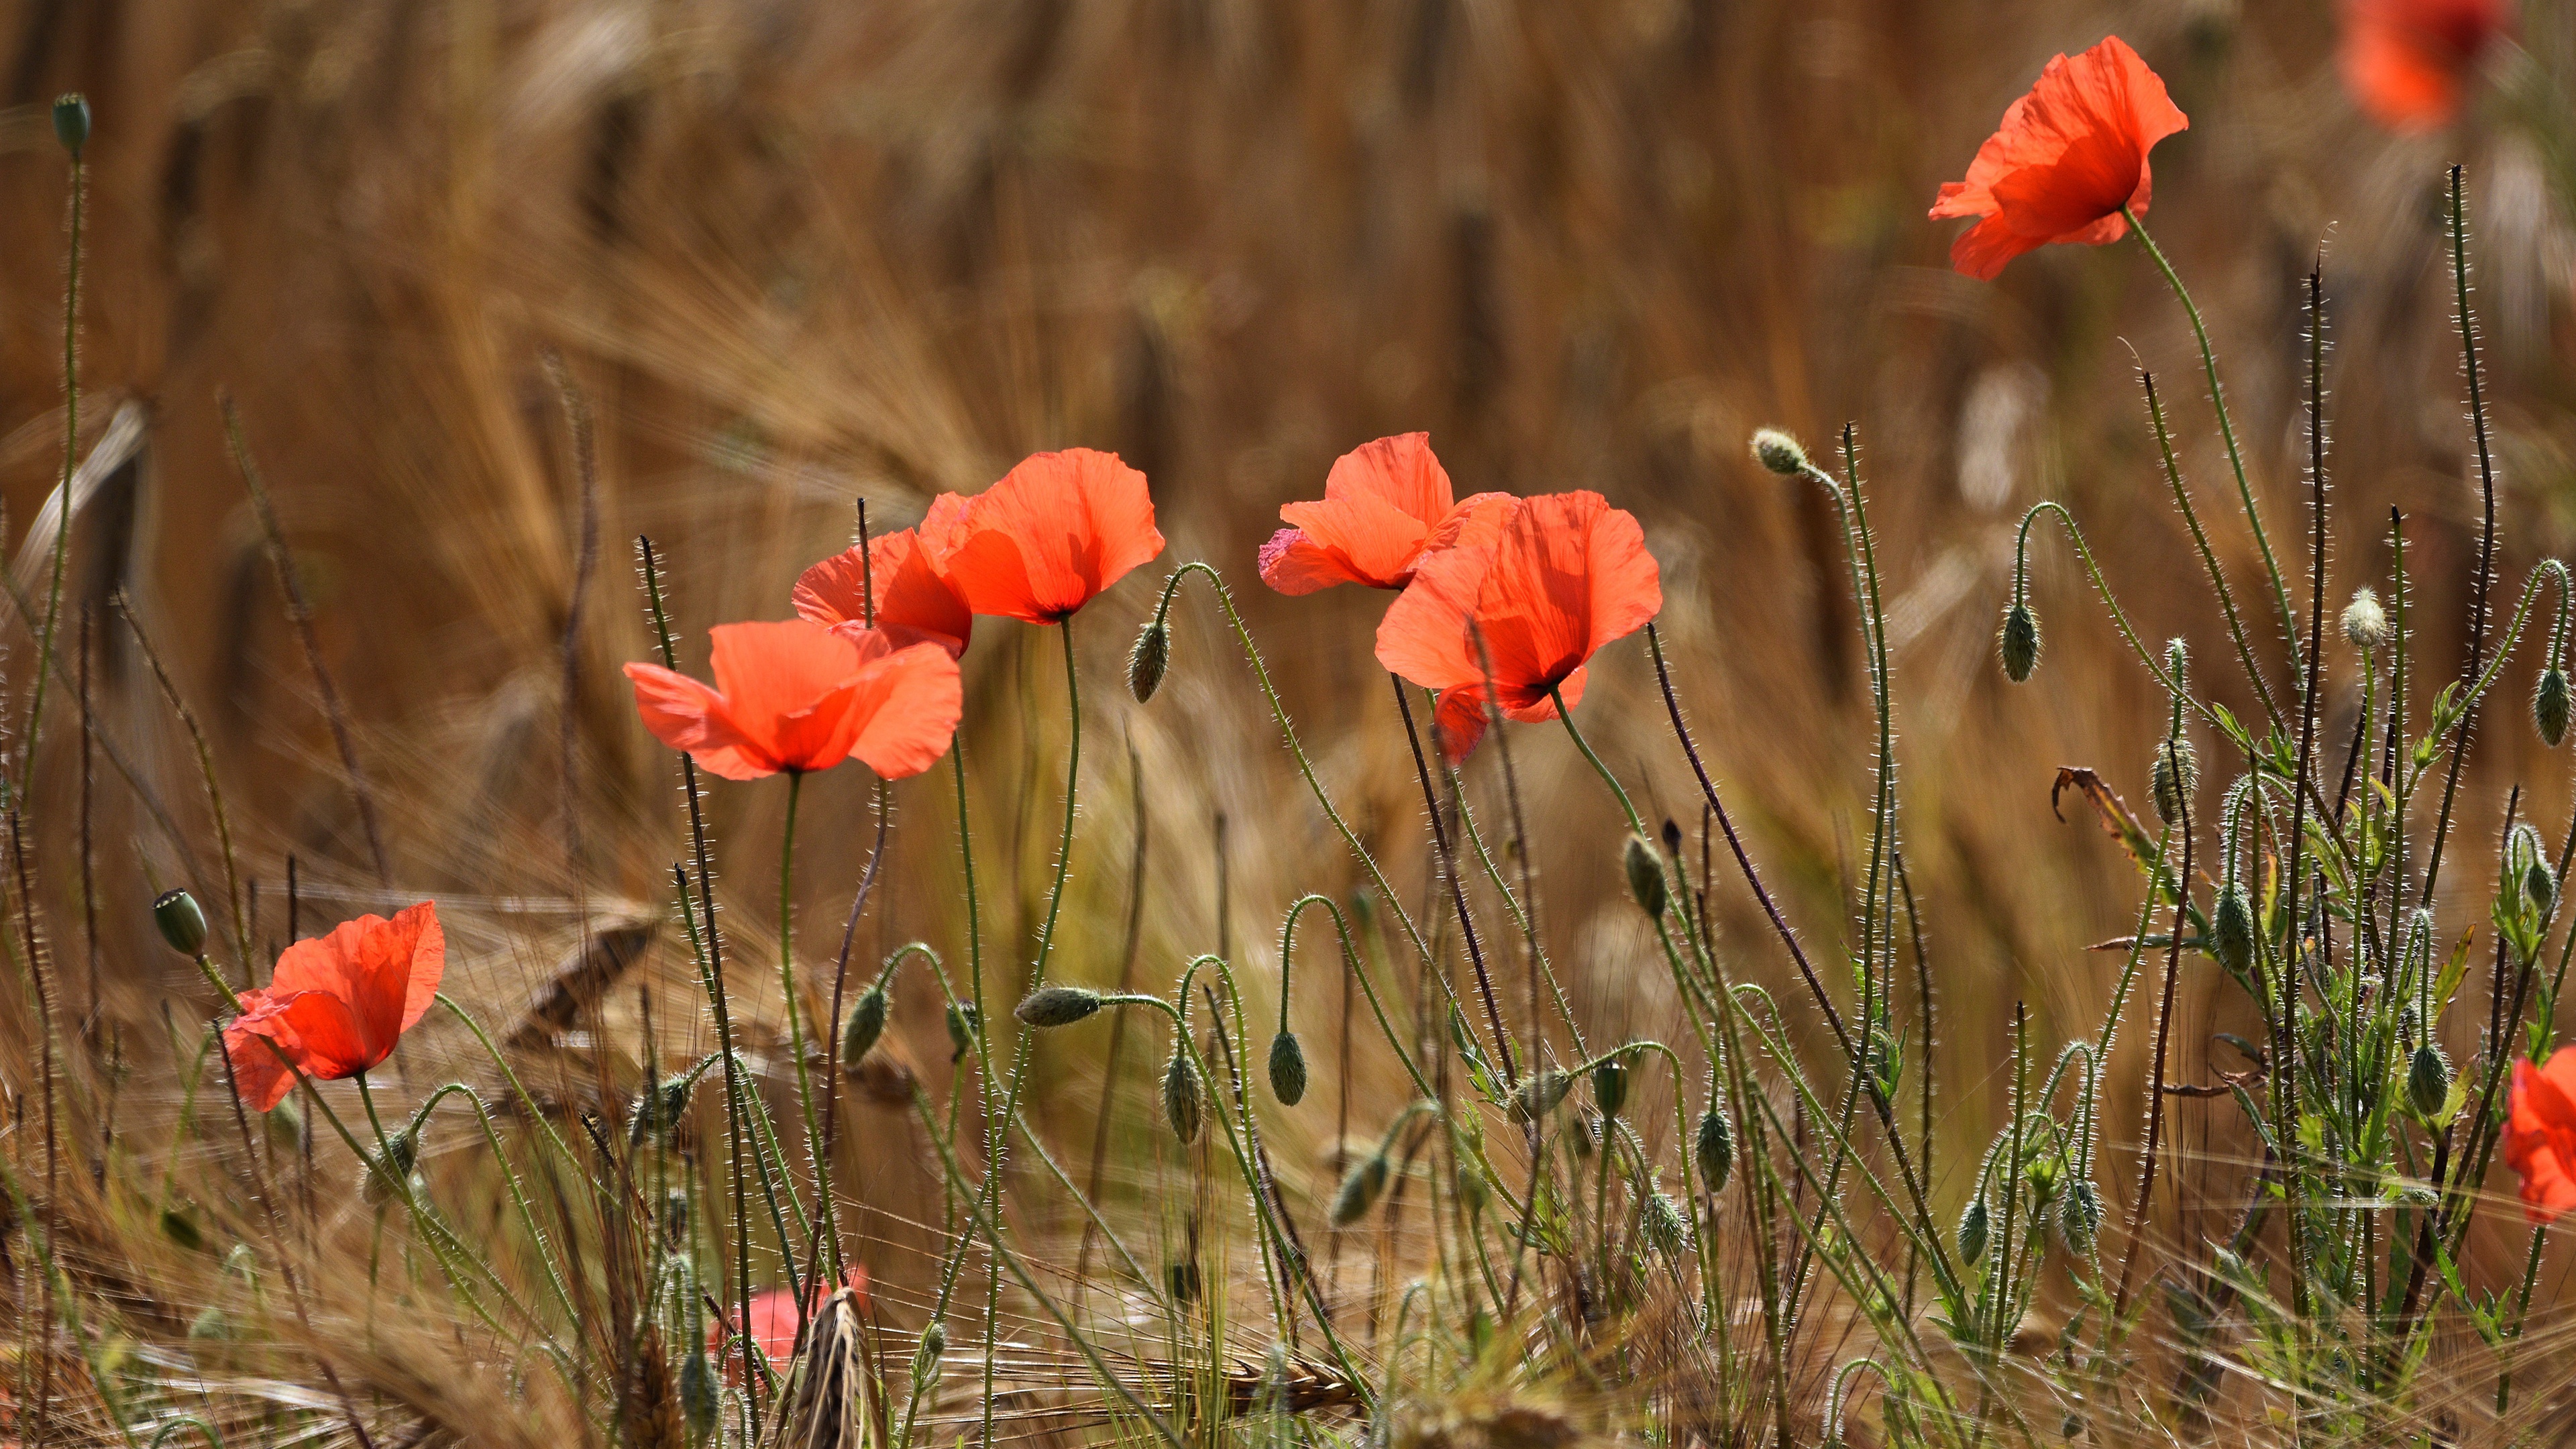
{"left": 2531, "top": 860, "right": 2557, "bottom": 914}
{"left": 52, "top": 94, "right": 88, "bottom": 156}
{"left": 1455, "top": 1161, "right": 1489, "bottom": 1219}
{"left": 1330, "top": 1151, "right": 1391, "bottom": 1226}
{"left": 2210, "top": 888, "right": 2255, "bottom": 976}
{"left": 1958, "top": 1195, "right": 1990, "bottom": 1267}
{"left": 1507, "top": 1069, "right": 1574, "bottom": 1124}
{"left": 1695, "top": 1108, "right": 1734, "bottom": 1195}
{"left": 189, "top": 1304, "right": 231, "bottom": 1341}
{"left": 1268, "top": 1029, "right": 1308, "bottom": 1106}
{"left": 945, "top": 1002, "right": 979, "bottom": 1062}
{"left": 1750, "top": 428, "right": 1809, "bottom": 477}
{"left": 1643, "top": 1191, "right": 1688, "bottom": 1258}
{"left": 920, "top": 1320, "right": 947, "bottom": 1362}
{"left": 2538, "top": 669, "right": 2571, "bottom": 747}
{"left": 362, "top": 1132, "right": 419, "bottom": 1206}
{"left": 1623, "top": 834, "right": 1667, "bottom": 918}
{"left": 842, "top": 983, "right": 890, "bottom": 1065}
{"left": 2408, "top": 1042, "right": 2451, "bottom": 1119}
{"left": 679, "top": 1351, "right": 719, "bottom": 1442}
{"left": 2060, "top": 1179, "right": 2102, "bottom": 1254}
{"left": 2000, "top": 603, "right": 2041, "bottom": 683}
{"left": 2342, "top": 588, "right": 2390, "bottom": 651}
{"left": 2026, "top": 1154, "right": 2062, "bottom": 1207}
{"left": 154, "top": 889, "right": 208, "bottom": 957}
{"left": 1163, "top": 1049, "right": 1203, "bottom": 1144}
{"left": 1592, "top": 1058, "right": 1629, "bottom": 1119}
{"left": 2151, "top": 735, "right": 2198, "bottom": 826}
{"left": 1128, "top": 620, "right": 1171, "bottom": 702}
{"left": 1014, "top": 985, "right": 1105, "bottom": 1028}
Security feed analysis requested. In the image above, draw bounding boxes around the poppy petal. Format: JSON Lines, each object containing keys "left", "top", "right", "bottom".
{"left": 1256, "top": 527, "right": 1357, "bottom": 596}
{"left": 1278, "top": 493, "right": 1436, "bottom": 590}
{"left": 924, "top": 450, "right": 1165, "bottom": 623}
{"left": 795, "top": 530, "right": 973, "bottom": 658}
{"left": 1323, "top": 433, "right": 1456, "bottom": 529}
{"left": 845, "top": 638, "right": 964, "bottom": 780}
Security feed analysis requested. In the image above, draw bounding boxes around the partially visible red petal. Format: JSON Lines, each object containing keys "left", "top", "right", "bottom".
{"left": 1257, "top": 527, "right": 1354, "bottom": 596}
{"left": 845, "top": 639, "right": 964, "bottom": 780}
{"left": 1278, "top": 493, "right": 1434, "bottom": 590}
{"left": 1324, "top": 433, "right": 1455, "bottom": 530}
{"left": 795, "top": 530, "right": 973, "bottom": 658}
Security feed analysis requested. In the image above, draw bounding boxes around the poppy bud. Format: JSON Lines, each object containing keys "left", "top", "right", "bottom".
{"left": 920, "top": 1320, "right": 947, "bottom": 1364}
{"left": 1127, "top": 620, "right": 1171, "bottom": 703}
{"left": 2210, "top": 887, "right": 2255, "bottom": 976}
{"left": 363, "top": 1132, "right": 419, "bottom": 1206}
{"left": 1508, "top": 1069, "right": 1574, "bottom": 1124}
{"left": 841, "top": 983, "right": 890, "bottom": 1065}
{"left": 2151, "top": 736, "right": 2198, "bottom": 826}
{"left": 1957, "top": 1195, "right": 1989, "bottom": 1267}
{"left": 2530, "top": 859, "right": 2557, "bottom": 914}
{"left": 2060, "top": 1179, "right": 2102, "bottom": 1254}
{"left": 945, "top": 1002, "right": 979, "bottom": 1062}
{"left": 2537, "top": 669, "right": 2571, "bottom": 748}
{"left": 52, "top": 94, "right": 88, "bottom": 156}
{"left": 1643, "top": 1191, "right": 1688, "bottom": 1258}
{"left": 1014, "top": 985, "right": 1105, "bottom": 1028}
{"left": 1999, "top": 603, "right": 2041, "bottom": 683}
{"left": 679, "top": 1351, "right": 718, "bottom": 1443}
{"left": 266, "top": 1095, "right": 305, "bottom": 1153}
{"left": 2025, "top": 1154, "right": 2061, "bottom": 1207}
{"left": 2342, "top": 588, "right": 2390, "bottom": 651}
{"left": 1163, "top": 1049, "right": 1203, "bottom": 1144}
{"left": 1695, "top": 1108, "right": 1733, "bottom": 1195}
{"left": 1456, "top": 1161, "right": 1489, "bottom": 1219}
{"left": 1750, "top": 428, "right": 1809, "bottom": 477}
{"left": 2408, "top": 1042, "right": 2451, "bottom": 1119}
{"left": 1623, "top": 834, "right": 1667, "bottom": 919}
{"left": 1592, "top": 1059, "right": 1629, "bottom": 1120}
{"left": 1330, "top": 1150, "right": 1391, "bottom": 1226}
{"left": 1268, "top": 1029, "right": 1308, "bottom": 1106}
{"left": 154, "top": 889, "right": 209, "bottom": 957}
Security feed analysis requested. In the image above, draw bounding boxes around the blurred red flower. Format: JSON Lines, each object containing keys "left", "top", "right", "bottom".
{"left": 1929, "top": 36, "right": 2188, "bottom": 280}
{"left": 1258, "top": 433, "right": 1511, "bottom": 594}
{"left": 716, "top": 1267, "right": 871, "bottom": 1379}
{"left": 625, "top": 620, "right": 961, "bottom": 782}
{"left": 796, "top": 528, "right": 973, "bottom": 658}
{"left": 2508, "top": 1052, "right": 2576, "bottom": 1223}
{"left": 1374, "top": 492, "right": 1661, "bottom": 758}
{"left": 224, "top": 902, "right": 445, "bottom": 1112}
{"left": 2341, "top": 0, "right": 2508, "bottom": 133}
{"left": 919, "top": 449, "right": 1165, "bottom": 624}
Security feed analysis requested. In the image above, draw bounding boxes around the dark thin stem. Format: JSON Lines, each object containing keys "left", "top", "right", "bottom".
{"left": 2114, "top": 739, "right": 2195, "bottom": 1321}
{"left": 2422, "top": 166, "right": 2500, "bottom": 906}
{"left": 1389, "top": 672, "right": 1517, "bottom": 1085}
{"left": 20, "top": 129, "right": 83, "bottom": 800}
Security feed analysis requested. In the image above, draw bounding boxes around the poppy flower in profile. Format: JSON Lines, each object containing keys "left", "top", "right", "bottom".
{"left": 625, "top": 619, "right": 962, "bottom": 782}
{"left": 1929, "top": 36, "right": 2190, "bottom": 281}
{"left": 2340, "top": 0, "right": 2509, "bottom": 133}
{"left": 223, "top": 902, "right": 445, "bottom": 1112}
{"left": 918, "top": 449, "right": 1165, "bottom": 625}
{"left": 2507, "top": 1052, "right": 2576, "bottom": 1223}
{"left": 1258, "top": 433, "right": 1511, "bottom": 595}
{"left": 1374, "top": 492, "right": 1662, "bottom": 758}
{"left": 795, "top": 528, "right": 973, "bottom": 658}
{"left": 715, "top": 1267, "right": 871, "bottom": 1380}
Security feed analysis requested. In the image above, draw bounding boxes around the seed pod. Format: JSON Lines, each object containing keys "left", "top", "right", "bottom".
{"left": 945, "top": 1002, "right": 979, "bottom": 1062}
{"left": 2538, "top": 669, "right": 2571, "bottom": 747}
{"left": 679, "top": 1351, "right": 718, "bottom": 1444}
{"left": 1695, "top": 1108, "right": 1734, "bottom": 1195}
{"left": 1999, "top": 603, "right": 2041, "bottom": 683}
{"left": 1623, "top": 834, "right": 1667, "bottom": 918}
{"left": 1014, "top": 985, "right": 1106, "bottom": 1028}
{"left": 2211, "top": 888, "right": 2255, "bottom": 976}
{"left": 2342, "top": 588, "right": 2390, "bottom": 651}
{"left": 1508, "top": 1069, "right": 1574, "bottom": 1124}
{"left": 1163, "top": 1049, "right": 1203, "bottom": 1144}
{"left": 1268, "top": 1029, "right": 1308, "bottom": 1106}
{"left": 1592, "top": 1059, "right": 1629, "bottom": 1119}
{"left": 154, "top": 889, "right": 209, "bottom": 957}
{"left": 1643, "top": 1191, "right": 1689, "bottom": 1258}
{"left": 841, "top": 983, "right": 890, "bottom": 1065}
{"left": 1957, "top": 1195, "right": 1990, "bottom": 1268}
{"left": 1330, "top": 1151, "right": 1392, "bottom": 1226}
{"left": 1750, "top": 428, "right": 1809, "bottom": 477}
{"left": 2408, "top": 1042, "right": 2451, "bottom": 1119}
{"left": 2060, "top": 1179, "right": 2102, "bottom": 1254}
{"left": 2151, "top": 735, "right": 2198, "bottom": 826}
{"left": 52, "top": 94, "right": 88, "bottom": 155}
{"left": 1128, "top": 620, "right": 1171, "bottom": 703}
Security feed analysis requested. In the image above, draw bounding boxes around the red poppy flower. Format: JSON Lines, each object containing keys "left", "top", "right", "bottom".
{"left": 1929, "top": 36, "right": 2190, "bottom": 281}
{"left": 714, "top": 1267, "right": 871, "bottom": 1379}
{"left": 2340, "top": 0, "right": 2508, "bottom": 133}
{"left": 918, "top": 449, "right": 1165, "bottom": 624}
{"left": 795, "top": 528, "right": 973, "bottom": 658}
{"left": 1374, "top": 492, "right": 1662, "bottom": 758}
{"left": 1258, "top": 433, "right": 1512, "bottom": 594}
{"left": 223, "top": 902, "right": 445, "bottom": 1112}
{"left": 2507, "top": 1053, "right": 2576, "bottom": 1223}
{"left": 625, "top": 620, "right": 961, "bottom": 782}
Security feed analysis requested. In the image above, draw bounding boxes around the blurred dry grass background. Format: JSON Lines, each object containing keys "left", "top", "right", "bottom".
{"left": 8, "top": 0, "right": 2576, "bottom": 1373}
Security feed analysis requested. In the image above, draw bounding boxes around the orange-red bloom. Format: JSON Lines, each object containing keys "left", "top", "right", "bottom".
{"left": 1374, "top": 492, "right": 1662, "bottom": 758}
{"left": 2508, "top": 1052, "right": 2576, "bottom": 1223}
{"left": 715, "top": 1267, "right": 871, "bottom": 1379}
{"left": 2341, "top": 0, "right": 2508, "bottom": 133}
{"left": 795, "top": 528, "right": 973, "bottom": 658}
{"left": 625, "top": 620, "right": 961, "bottom": 782}
{"left": 918, "top": 448, "right": 1165, "bottom": 624}
{"left": 223, "top": 902, "right": 445, "bottom": 1112}
{"left": 1929, "top": 36, "right": 2189, "bottom": 281}
{"left": 1258, "top": 433, "right": 1511, "bottom": 595}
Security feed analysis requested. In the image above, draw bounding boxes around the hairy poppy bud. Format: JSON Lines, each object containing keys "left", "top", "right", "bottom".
{"left": 2151, "top": 735, "right": 2198, "bottom": 826}
{"left": 630, "top": 1075, "right": 694, "bottom": 1148}
{"left": 1163, "top": 1049, "right": 1203, "bottom": 1144}
{"left": 2025, "top": 1154, "right": 2061, "bottom": 1207}
{"left": 2537, "top": 669, "right": 2571, "bottom": 747}
{"left": 841, "top": 983, "right": 890, "bottom": 1065}
{"left": 1623, "top": 834, "right": 1667, "bottom": 918}
{"left": 1268, "top": 1029, "right": 1308, "bottom": 1106}
{"left": 2060, "top": 1179, "right": 2102, "bottom": 1254}
{"left": 1696, "top": 1107, "right": 1734, "bottom": 1195}
{"left": 154, "top": 889, "right": 208, "bottom": 957}
{"left": 363, "top": 1132, "right": 419, "bottom": 1206}
{"left": 1128, "top": 620, "right": 1171, "bottom": 703}
{"left": 1957, "top": 1195, "right": 1990, "bottom": 1267}
{"left": 52, "top": 94, "right": 88, "bottom": 156}
{"left": 2408, "top": 1042, "right": 2451, "bottom": 1119}
{"left": 1330, "top": 1150, "right": 1391, "bottom": 1226}
{"left": 1643, "top": 1191, "right": 1688, "bottom": 1258}
{"left": 1508, "top": 1069, "right": 1574, "bottom": 1124}
{"left": 920, "top": 1320, "right": 947, "bottom": 1362}
{"left": 1999, "top": 603, "right": 2041, "bottom": 683}
{"left": 2210, "top": 887, "right": 2255, "bottom": 976}
{"left": 945, "top": 1002, "right": 979, "bottom": 1062}
{"left": 1592, "top": 1059, "right": 1629, "bottom": 1119}
{"left": 680, "top": 1351, "right": 718, "bottom": 1442}
{"left": 1750, "top": 428, "right": 1809, "bottom": 477}
{"left": 1014, "top": 985, "right": 1105, "bottom": 1028}
{"left": 2530, "top": 859, "right": 2557, "bottom": 914}
{"left": 2342, "top": 588, "right": 2390, "bottom": 651}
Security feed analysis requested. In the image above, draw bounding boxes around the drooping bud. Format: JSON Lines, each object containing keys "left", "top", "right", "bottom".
{"left": 1750, "top": 428, "right": 1809, "bottom": 477}
{"left": 2059, "top": 1179, "right": 2102, "bottom": 1254}
{"left": 1268, "top": 1030, "right": 1308, "bottom": 1106}
{"left": 52, "top": 94, "right": 88, "bottom": 156}
{"left": 2511, "top": 824, "right": 2552, "bottom": 913}
{"left": 945, "top": 1002, "right": 979, "bottom": 1062}
{"left": 1999, "top": 603, "right": 2041, "bottom": 683}
{"left": 362, "top": 1131, "right": 419, "bottom": 1206}
{"left": 1957, "top": 1195, "right": 1990, "bottom": 1267}
{"left": 2530, "top": 859, "right": 2558, "bottom": 914}
{"left": 153, "top": 889, "right": 209, "bottom": 957}
{"left": 2210, "top": 887, "right": 2255, "bottom": 976}
{"left": 2151, "top": 735, "right": 2199, "bottom": 826}
{"left": 1642, "top": 1191, "right": 1689, "bottom": 1258}
{"left": 841, "top": 983, "right": 890, "bottom": 1065}
{"left": 1507, "top": 1069, "right": 1574, "bottom": 1124}
{"left": 1163, "top": 1049, "right": 1203, "bottom": 1144}
{"left": 1623, "top": 834, "right": 1667, "bottom": 919}
{"left": 1014, "top": 985, "right": 1106, "bottom": 1028}
{"left": 1592, "top": 1059, "right": 1629, "bottom": 1120}
{"left": 1695, "top": 1107, "right": 1734, "bottom": 1195}
{"left": 1330, "top": 1150, "right": 1392, "bottom": 1226}
{"left": 2341, "top": 588, "right": 2390, "bottom": 651}
{"left": 679, "top": 1351, "right": 719, "bottom": 1443}
{"left": 2408, "top": 1042, "right": 2451, "bottom": 1120}
{"left": 2537, "top": 668, "right": 2571, "bottom": 747}
{"left": 1127, "top": 620, "right": 1171, "bottom": 703}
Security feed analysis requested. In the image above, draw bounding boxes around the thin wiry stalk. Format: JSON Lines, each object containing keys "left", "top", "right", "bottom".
{"left": 19, "top": 115, "right": 84, "bottom": 802}
{"left": 2422, "top": 165, "right": 2501, "bottom": 908}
